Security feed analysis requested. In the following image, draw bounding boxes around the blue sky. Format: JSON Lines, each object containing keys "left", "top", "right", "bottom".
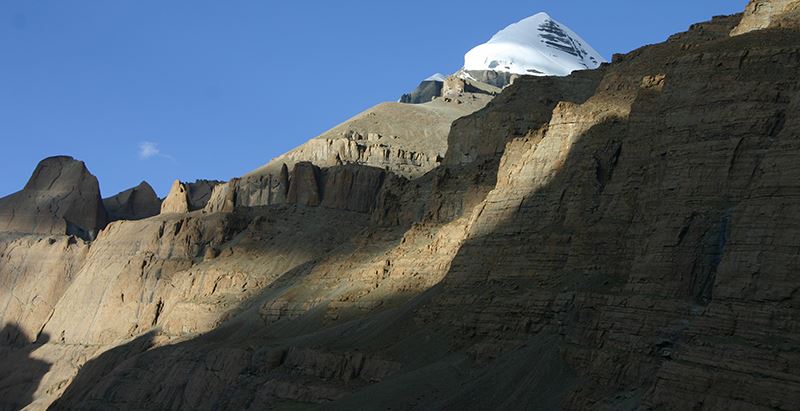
{"left": 1, "top": 0, "right": 748, "bottom": 197}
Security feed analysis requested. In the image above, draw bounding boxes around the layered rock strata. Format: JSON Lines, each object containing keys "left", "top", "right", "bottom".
{"left": 205, "top": 162, "right": 386, "bottom": 214}
{"left": 249, "top": 96, "right": 493, "bottom": 180}
{"left": 422, "top": 12, "right": 800, "bottom": 410}
{"left": 3, "top": 5, "right": 800, "bottom": 411}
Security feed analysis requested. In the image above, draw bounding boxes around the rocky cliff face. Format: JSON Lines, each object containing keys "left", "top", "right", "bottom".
{"left": 445, "top": 68, "right": 605, "bottom": 167}
{"left": 422, "top": 12, "right": 800, "bottom": 409}
{"left": 399, "top": 79, "right": 444, "bottom": 104}
{"left": 3, "top": 4, "right": 800, "bottom": 411}
{"left": 186, "top": 180, "right": 222, "bottom": 211}
{"left": 249, "top": 96, "right": 492, "bottom": 180}
{"left": 104, "top": 181, "right": 162, "bottom": 221}
{"left": 160, "top": 179, "right": 190, "bottom": 214}
{"left": 731, "top": 0, "right": 800, "bottom": 35}
{"left": 0, "top": 156, "right": 108, "bottom": 240}
{"left": 205, "top": 162, "right": 386, "bottom": 214}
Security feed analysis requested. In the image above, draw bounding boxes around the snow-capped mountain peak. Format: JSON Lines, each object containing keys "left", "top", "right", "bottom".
{"left": 424, "top": 73, "right": 448, "bottom": 82}
{"left": 464, "top": 12, "right": 605, "bottom": 77}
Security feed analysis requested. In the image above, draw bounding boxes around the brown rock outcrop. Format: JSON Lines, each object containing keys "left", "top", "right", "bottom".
{"left": 160, "top": 179, "right": 189, "bottom": 214}
{"left": 276, "top": 163, "right": 289, "bottom": 203}
{"left": 286, "top": 162, "right": 322, "bottom": 206}
{"left": 0, "top": 156, "right": 108, "bottom": 239}
{"left": 205, "top": 162, "right": 386, "bottom": 214}
{"left": 320, "top": 165, "right": 385, "bottom": 213}
{"left": 160, "top": 179, "right": 220, "bottom": 213}
{"left": 203, "top": 181, "right": 237, "bottom": 213}
{"left": 185, "top": 180, "right": 222, "bottom": 211}
{"left": 249, "top": 96, "right": 492, "bottom": 180}
{"left": 103, "top": 181, "right": 161, "bottom": 221}
{"left": 442, "top": 74, "right": 503, "bottom": 97}
{"left": 204, "top": 165, "right": 289, "bottom": 213}
{"left": 399, "top": 79, "right": 444, "bottom": 104}
{"left": 731, "top": 0, "right": 800, "bottom": 35}
{"left": 444, "top": 68, "right": 604, "bottom": 167}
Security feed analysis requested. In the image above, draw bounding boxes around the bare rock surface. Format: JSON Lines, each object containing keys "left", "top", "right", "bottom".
{"left": 103, "top": 181, "right": 161, "bottom": 221}
{"left": 185, "top": 180, "right": 222, "bottom": 211}
{"left": 445, "top": 68, "right": 604, "bottom": 167}
{"left": 205, "top": 163, "right": 386, "bottom": 214}
{"left": 160, "top": 179, "right": 219, "bottom": 215}
{"left": 249, "top": 96, "right": 493, "bottom": 180}
{"left": 286, "top": 162, "right": 322, "bottom": 207}
{"left": 0, "top": 234, "right": 89, "bottom": 345}
{"left": 5, "top": 4, "right": 800, "bottom": 411}
{"left": 399, "top": 79, "right": 444, "bottom": 104}
{"left": 461, "top": 69, "right": 520, "bottom": 88}
{"left": 160, "top": 179, "right": 190, "bottom": 214}
{"left": 205, "top": 164, "right": 289, "bottom": 213}
{"left": 731, "top": 0, "right": 800, "bottom": 35}
{"left": 0, "top": 156, "right": 108, "bottom": 239}
{"left": 320, "top": 165, "right": 385, "bottom": 213}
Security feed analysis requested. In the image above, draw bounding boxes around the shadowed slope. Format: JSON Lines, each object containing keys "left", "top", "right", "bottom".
{"left": 0, "top": 324, "right": 51, "bottom": 411}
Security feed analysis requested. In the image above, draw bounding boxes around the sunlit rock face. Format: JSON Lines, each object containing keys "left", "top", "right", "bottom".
{"left": 249, "top": 95, "right": 492, "bottom": 180}
{"left": 731, "top": 0, "right": 800, "bottom": 35}
{"left": 160, "top": 179, "right": 190, "bottom": 214}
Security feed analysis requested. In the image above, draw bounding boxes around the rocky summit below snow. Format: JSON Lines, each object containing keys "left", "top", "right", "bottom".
{"left": 399, "top": 12, "right": 605, "bottom": 103}
{"left": 399, "top": 78, "right": 444, "bottom": 104}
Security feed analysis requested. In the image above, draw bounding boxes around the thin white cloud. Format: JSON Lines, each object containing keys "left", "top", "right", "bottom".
{"left": 139, "top": 141, "right": 159, "bottom": 159}
{"left": 138, "top": 141, "right": 173, "bottom": 160}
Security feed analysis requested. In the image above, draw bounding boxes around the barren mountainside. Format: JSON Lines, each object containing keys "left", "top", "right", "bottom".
{"left": 2, "top": 1, "right": 800, "bottom": 410}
